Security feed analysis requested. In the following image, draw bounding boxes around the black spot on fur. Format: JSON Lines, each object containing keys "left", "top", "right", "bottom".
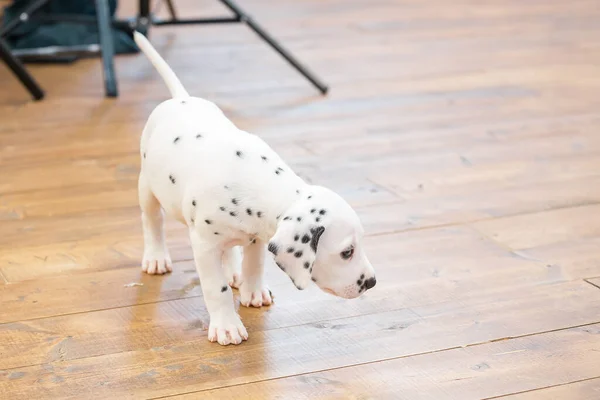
{"left": 143, "top": 153, "right": 146, "bottom": 159}
{"left": 224, "top": 185, "right": 229, "bottom": 190}
{"left": 276, "top": 214, "right": 281, "bottom": 220}
{"left": 192, "top": 200, "right": 196, "bottom": 206}
{"left": 214, "top": 232, "right": 220, "bottom": 235}
{"left": 169, "top": 175, "right": 176, "bottom": 184}
{"left": 301, "top": 234, "right": 310, "bottom": 244}
{"left": 230, "top": 211, "right": 237, "bottom": 217}
{"left": 173, "top": 136, "right": 180, "bottom": 144}
{"left": 304, "top": 262, "right": 310, "bottom": 269}
{"left": 220, "top": 206, "right": 226, "bottom": 211}
{"left": 310, "top": 226, "right": 325, "bottom": 253}
{"left": 257, "top": 211, "right": 263, "bottom": 218}
{"left": 190, "top": 218, "right": 195, "bottom": 224}
{"left": 294, "top": 235, "right": 299, "bottom": 241}
{"left": 310, "top": 209, "right": 316, "bottom": 214}
{"left": 268, "top": 242, "right": 279, "bottom": 255}
{"left": 231, "top": 198, "right": 238, "bottom": 205}
{"left": 181, "top": 100, "right": 186, "bottom": 104}
{"left": 246, "top": 208, "right": 252, "bottom": 216}
{"left": 357, "top": 280, "right": 363, "bottom": 286}
{"left": 275, "top": 169, "right": 281, "bottom": 175}
{"left": 311, "top": 277, "right": 317, "bottom": 282}
{"left": 283, "top": 216, "right": 291, "bottom": 221}
{"left": 294, "top": 251, "right": 303, "bottom": 258}
{"left": 221, "top": 286, "right": 228, "bottom": 292}
{"left": 205, "top": 219, "right": 212, "bottom": 224}
{"left": 287, "top": 247, "right": 294, "bottom": 253}
{"left": 307, "top": 195, "right": 313, "bottom": 200}
{"left": 309, "top": 267, "right": 313, "bottom": 273}
{"left": 360, "top": 274, "right": 365, "bottom": 279}
{"left": 316, "top": 217, "right": 321, "bottom": 222}
{"left": 296, "top": 189, "right": 300, "bottom": 194}
{"left": 236, "top": 150, "right": 243, "bottom": 158}
{"left": 196, "top": 133, "right": 202, "bottom": 139}
{"left": 261, "top": 155, "right": 268, "bottom": 161}
{"left": 319, "top": 209, "right": 326, "bottom": 215}
{"left": 297, "top": 217, "right": 302, "bottom": 222}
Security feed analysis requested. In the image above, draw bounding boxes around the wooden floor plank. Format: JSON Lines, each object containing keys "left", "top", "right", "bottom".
{"left": 499, "top": 377, "right": 600, "bottom": 399}
{"left": 472, "top": 204, "right": 600, "bottom": 251}
{"left": 169, "top": 324, "right": 600, "bottom": 400}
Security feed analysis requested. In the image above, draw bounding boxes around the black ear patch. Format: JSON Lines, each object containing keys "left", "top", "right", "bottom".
{"left": 309, "top": 226, "right": 325, "bottom": 252}
{"left": 268, "top": 242, "right": 279, "bottom": 255}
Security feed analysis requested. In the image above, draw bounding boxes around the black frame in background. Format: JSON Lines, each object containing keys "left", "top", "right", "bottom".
{"left": 0, "top": 0, "right": 329, "bottom": 101}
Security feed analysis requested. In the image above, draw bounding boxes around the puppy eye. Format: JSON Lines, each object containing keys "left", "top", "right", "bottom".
{"left": 340, "top": 247, "right": 354, "bottom": 260}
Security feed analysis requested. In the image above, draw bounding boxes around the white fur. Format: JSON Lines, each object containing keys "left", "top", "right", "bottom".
{"left": 133, "top": 31, "right": 376, "bottom": 345}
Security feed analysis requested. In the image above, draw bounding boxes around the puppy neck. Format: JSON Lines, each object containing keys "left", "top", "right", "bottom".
{"left": 269, "top": 184, "right": 327, "bottom": 232}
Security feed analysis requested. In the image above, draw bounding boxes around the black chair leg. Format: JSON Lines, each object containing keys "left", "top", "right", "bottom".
{"left": 0, "top": 38, "right": 44, "bottom": 100}
{"left": 165, "top": 0, "right": 178, "bottom": 20}
{"left": 218, "top": 0, "right": 328, "bottom": 94}
{"left": 95, "top": 0, "right": 118, "bottom": 97}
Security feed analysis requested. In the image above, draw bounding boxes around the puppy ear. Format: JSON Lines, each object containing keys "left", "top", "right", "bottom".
{"left": 268, "top": 220, "right": 326, "bottom": 290}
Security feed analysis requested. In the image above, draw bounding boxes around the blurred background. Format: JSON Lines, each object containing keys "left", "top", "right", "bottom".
{"left": 1, "top": 1, "right": 600, "bottom": 399}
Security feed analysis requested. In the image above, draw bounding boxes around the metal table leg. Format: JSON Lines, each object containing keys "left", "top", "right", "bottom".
{"left": 95, "top": 0, "right": 118, "bottom": 97}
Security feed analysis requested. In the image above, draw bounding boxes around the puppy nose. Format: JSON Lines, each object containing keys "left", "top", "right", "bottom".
{"left": 365, "top": 277, "right": 376, "bottom": 290}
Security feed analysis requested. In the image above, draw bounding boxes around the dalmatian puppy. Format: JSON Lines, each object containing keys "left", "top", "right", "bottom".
{"left": 133, "top": 31, "right": 376, "bottom": 346}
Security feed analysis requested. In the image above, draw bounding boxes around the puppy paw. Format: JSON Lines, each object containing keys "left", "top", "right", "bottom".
{"left": 208, "top": 313, "right": 248, "bottom": 345}
{"left": 239, "top": 282, "right": 273, "bottom": 308}
{"left": 142, "top": 249, "right": 172, "bottom": 275}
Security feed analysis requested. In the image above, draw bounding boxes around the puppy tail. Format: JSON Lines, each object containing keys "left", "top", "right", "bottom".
{"left": 133, "top": 31, "right": 189, "bottom": 99}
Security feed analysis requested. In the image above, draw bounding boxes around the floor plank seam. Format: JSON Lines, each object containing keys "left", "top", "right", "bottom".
{"left": 145, "top": 320, "right": 600, "bottom": 400}
{"left": 482, "top": 376, "right": 600, "bottom": 399}
{"left": 0, "top": 295, "right": 207, "bottom": 326}
{"left": 1, "top": 149, "right": 138, "bottom": 171}
{"left": 365, "top": 176, "right": 404, "bottom": 199}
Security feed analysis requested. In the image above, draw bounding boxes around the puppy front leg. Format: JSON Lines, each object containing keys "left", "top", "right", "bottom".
{"left": 239, "top": 240, "right": 273, "bottom": 308}
{"left": 189, "top": 230, "right": 248, "bottom": 345}
{"left": 138, "top": 174, "right": 172, "bottom": 275}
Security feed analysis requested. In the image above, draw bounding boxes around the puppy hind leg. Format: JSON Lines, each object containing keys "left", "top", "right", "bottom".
{"left": 239, "top": 240, "right": 272, "bottom": 308}
{"left": 138, "top": 174, "right": 172, "bottom": 275}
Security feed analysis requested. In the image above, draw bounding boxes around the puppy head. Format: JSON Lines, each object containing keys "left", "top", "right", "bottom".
{"left": 268, "top": 186, "right": 376, "bottom": 298}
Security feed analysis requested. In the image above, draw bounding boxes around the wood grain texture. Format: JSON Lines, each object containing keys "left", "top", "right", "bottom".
{"left": 2, "top": 0, "right": 600, "bottom": 398}
{"left": 499, "top": 378, "right": 600, "bottom": 399}
{"left": 170, "top": 324, "right": 600, "bottom": 400}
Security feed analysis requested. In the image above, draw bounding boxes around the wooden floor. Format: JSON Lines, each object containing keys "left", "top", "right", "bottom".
{"left": 2, "top": 0, "right": 600, "bottom": 398}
